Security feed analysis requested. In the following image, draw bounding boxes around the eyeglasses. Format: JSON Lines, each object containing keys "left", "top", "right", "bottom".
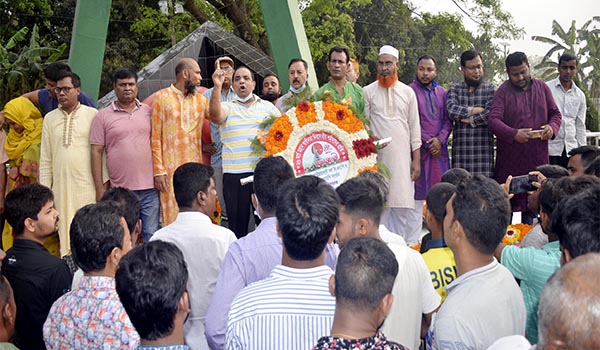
{"left": 54, "top": 86, "right": 75, "bottom": 94}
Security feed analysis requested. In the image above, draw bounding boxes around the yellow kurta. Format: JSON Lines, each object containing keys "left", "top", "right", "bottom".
{"left": 364, "top": 81, "right": 422, "bottom": 208}
{"left": 151, "top": 85, "right": 209, "bottom": 225}
{"left": 40, "top": 104, "right": 98, "bottom": 257}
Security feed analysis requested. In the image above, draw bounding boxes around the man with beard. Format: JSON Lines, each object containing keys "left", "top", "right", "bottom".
{"left": 2, "top": 184, "right": 72, "bottom": 350}
{"left": 314, "top": 46, "right": 364, "bottom": 116}
{"left": 151, "top": 58, "right": 210, "bottom": 226}
{"left": 364, "top": 45, "right": 422, "bottom": 243}
{"left": 276, "top": 58, "right": 312, "bottom": 113}
{"left": 409, "top": 55, "right": 452, "bottom": 218}
{"left": 489, "top": 52, "right": 562, "bottom": 213}
{"left": 210, "top": 65, "right": 280, "bottom": 238}
{"left": 260, "top": 74, "right": 281, "bottom": 104}
{"left": 446, "top": 50, "right": 496, "bottom": 177}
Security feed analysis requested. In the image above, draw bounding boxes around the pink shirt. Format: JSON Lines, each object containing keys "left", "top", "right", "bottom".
{"left": 90, "top": 100, "right": 154, "bottom": 190}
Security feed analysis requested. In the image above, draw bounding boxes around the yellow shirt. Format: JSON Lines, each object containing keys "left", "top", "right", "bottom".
{"left": 422, "top": 246, "right": 457, "bottom": 301}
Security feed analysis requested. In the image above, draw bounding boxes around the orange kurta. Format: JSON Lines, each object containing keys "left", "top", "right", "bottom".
{"left": 151, "top": 85, "right": 208, "bottom": 225}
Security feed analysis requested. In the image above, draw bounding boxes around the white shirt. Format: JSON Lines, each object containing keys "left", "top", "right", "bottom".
{"left": 379, "top": 224, "right": 407, "bottom": 246}
{"left": 226, "top": 265, "right": 335, "bottom": 350}
{"left": 151, "top": 211, "right": 237, "bottom": 350}
{"left": 546, "top": 77, "right": 587, "bottom": 156}
{"left": 382, "top": 242, "right": 441, "bottom": 350}
{"left": 429, "top": 260, "right": 526, "bottom": 350}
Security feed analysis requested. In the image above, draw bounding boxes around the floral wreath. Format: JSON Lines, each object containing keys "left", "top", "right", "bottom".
{"left": 252, "top": 100, "right": 380, "bottom": 186}
{"left": 502, "top": 223, "right": 533, "bottom": 245}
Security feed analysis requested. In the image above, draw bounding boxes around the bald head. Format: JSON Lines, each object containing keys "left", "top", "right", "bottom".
{"left": 538, "top": 253, "right": 600, "bottom": 349}
{"left": 175, "top": 58, "right": 198, "bottom": 76}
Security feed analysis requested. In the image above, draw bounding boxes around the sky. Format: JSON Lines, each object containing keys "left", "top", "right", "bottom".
{"left": 410, "top": 0, "right": 600, "bottom": 59}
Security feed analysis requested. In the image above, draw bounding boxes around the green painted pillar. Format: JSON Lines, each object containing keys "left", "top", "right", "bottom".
{"left": 68, "top": 0, "right": 112, "bottom": 101}
{"left": 259, "top": 0, "right": 318, "bottom": 93}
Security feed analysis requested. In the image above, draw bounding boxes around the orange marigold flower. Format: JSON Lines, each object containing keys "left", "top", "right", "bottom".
{"left": 323, "top": 101, "right": 364, "bottom": 134}
{"left": 265, "top": 115, "right": 293, "bottom": 155}
{"left": 296, "top": 102, "right": 317, "bottom": 127}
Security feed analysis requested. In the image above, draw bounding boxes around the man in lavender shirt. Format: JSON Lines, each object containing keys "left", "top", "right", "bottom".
{"left": 204, "top": 156, "right": 338, "bottom": 349}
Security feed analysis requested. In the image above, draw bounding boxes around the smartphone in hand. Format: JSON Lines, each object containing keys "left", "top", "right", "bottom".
{"left": 509, "top": 174, "right": 538, "bottom": 194}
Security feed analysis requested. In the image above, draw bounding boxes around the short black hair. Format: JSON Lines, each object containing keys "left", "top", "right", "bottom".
{"left": 358, "top": 171, "right": 389, "bottom": 204}
{"left": 111, "top": 68, "right": 138, "bottom": 84}
{"left": 536, "top": 164, "right": 569, "bottom": 179}
{"left": 288, "top": 58, "right": 308, "bottom": 70}
{"left": 70, "top": 201, "right": 125, "bottom": 273}
{"left": 441, "top": 168, "right": 471, "bottom": 186}
{"left": 585, "top": 156, "right": 600, "bottom": 176}
{"left": 101, "top": 187, "right": 140, "bottom": 233}
{"left": 55, "top": 71, "right": 81, "bottom": 88}
{"left": 44, "top": 62, "right": 71, "bottom": 81}
{"left": 552, "top": 175, "right": 600, "bottom": 208}
{"left": 263, "top": 73, "right": 279, "bottom": 82}
{"left": 505, "top": 51, "right": 529, "bottom": 70}
{"left": 417, "top": 54, "right": 437, "bottom": 65}
{"left": 452, "top": 175, "right": 511, "bottom": 254}
{"left": 173, "top": 162, "right": 213, "bottom": 208}
{"left": 234, "top": 66, "right": 255, "bottom": 81}
{"left": 558, "top": 52, "right": 577, "bottom": 66}
{"left": 4, "top": 184, "right": 54, "bottom": 236}
{"left": 460, "top": 50, "right": 481, "bottom": 67}
{"left": 276, "top": 176, "right": 340, "bottom": 261}
{"left": 253, "top": 156, "right": 294, "bottom": 214}
{"left": 115, "top": 241, "right": 188, "bottom": 341}
{"left": 335, "top": 237, "right": 398, "bottom": 312}
{"left": 426, "top": 182, "right": 456, "bottom": 222}
{"left": 553, "top": 186, "right": 600, "bottom": 259}
{"left": 328, "top": 46, "right": 350, "bottom": 63}
{"left": 336, "top": 177, "right": 384, "bottom": 225}
{"left": 538, "top": 179, "right": 557, "bottom": 215}
{"left": 568, "top": 145, "right": 600, "bottom": 168}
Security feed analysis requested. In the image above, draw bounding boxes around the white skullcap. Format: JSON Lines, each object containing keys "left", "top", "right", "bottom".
{"left": 379, "top": 45, "right": 399, "bottom": 59}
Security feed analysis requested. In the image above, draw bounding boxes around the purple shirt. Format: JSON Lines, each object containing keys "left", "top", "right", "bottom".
{"left": 204, "top": 217, "right": 338, "bottom": 350}
{"left": 489, "top": 79, "right": 562, "bottom": 211}
{"left": 90, "top": 100, "right": 154, "bottom": 190}
{"left": 410, "top": 80, "right": 452, "bottom": 200}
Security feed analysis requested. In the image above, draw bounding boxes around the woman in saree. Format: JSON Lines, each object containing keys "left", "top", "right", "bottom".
{"left": 2, "top": 97, "right": 60, "bottom": 256}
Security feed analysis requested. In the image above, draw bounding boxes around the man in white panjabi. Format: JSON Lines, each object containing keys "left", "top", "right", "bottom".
{"left": 364, "top": 45, "right": 422, "bottom": 243}
{"left": 40, "top": 71, "right": 101, "bottom": 257}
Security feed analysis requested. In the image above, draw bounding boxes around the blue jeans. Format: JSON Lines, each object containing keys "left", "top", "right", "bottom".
{"left": 134, "top": 188, "right": 161, "bottom": 242}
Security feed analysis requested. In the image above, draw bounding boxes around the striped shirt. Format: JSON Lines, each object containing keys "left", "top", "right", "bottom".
{"left": 500, "top": 241, "right": 561, "bottom": 344}
{"left": 221, "top": 95, "right": 280, "bottom": 173}
{"left": 225, "top": 265, "right": 335, "bottom": 350}
{"left": 446, "top": 81, "right": 496, "bottom": 177}
{"left": 203, "top": 87, "right": 236, "bottom": 168}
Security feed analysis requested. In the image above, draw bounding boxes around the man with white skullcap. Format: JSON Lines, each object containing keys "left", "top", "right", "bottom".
{"left": 363, "top": 45, "right": 423, "bottom": 244}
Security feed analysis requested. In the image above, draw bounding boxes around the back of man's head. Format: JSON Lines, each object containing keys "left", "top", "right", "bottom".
{"left": 536, "top": 164, "right": 569, "bottom": 179}
{"left": 335, "top": 237, "right": 398, "bottom": 313}
{"left": 452, "top": 175, "right": 511, "bottom": 255}
{"left": 538, "top": 253, "right": 600, "bottom": 349}
{"left": 441, "top": 168, "right": 470, "bottom": 186}
{"left": 4, "top": 184, "right": 54, "bottom": 236}
{"left": 101, "top": 187, "right": 140, "bottom": 233}
{"left": 336, "top": 177, "right": 384, "bottom": 225}
{"left": 358, "top": 171, "right": 390, "bottom": 205}
{"left": 116, "top": 241, "right": 188, "bottom": 341}
{"left": 173, "top": 162, "right": 213, "bottom": 209}
{"left": 44, "top": 62, "right": 71, "bottom": 81}
{"left": 253, "top": 156, "right": 294, "bottom": 214}
{"left": 585, "top": 156, "right": 600, "bottom": 177}
{"left": 70, "top": 201, "right": 126, "bottom": 273}
{"left": 426, "top": 182, "right": 456, "bottom": 223}
{"left": 553, "top": 185, "right": 600, "bottom": 261}
{"left": 276, "top": 176, "right": 340, "bottom": 261}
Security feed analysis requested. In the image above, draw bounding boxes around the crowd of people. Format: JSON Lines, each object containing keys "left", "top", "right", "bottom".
{"left": 0, "top": 42, "right": 598, "bottom": 350}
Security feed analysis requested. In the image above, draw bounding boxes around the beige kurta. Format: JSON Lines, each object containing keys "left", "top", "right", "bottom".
{"left": 364, "top": 81, "right": 421, "bottom": 208}
{"left": 40, "top": 104, "right": 98, "bottom": 256}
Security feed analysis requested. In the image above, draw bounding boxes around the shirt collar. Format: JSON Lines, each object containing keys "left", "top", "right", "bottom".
{"left": 112, "top": 99, "right": 141, "bottom": 112}
{"left": 271, "top": 264, "right": 334, "bottom": 279}
{"left": 426, "top": 237, "right": 447, "bottom": 249}
{"left": 137, "top": 345, "right": 190, "bottom": 350}
{"left": 445, "top": 259, "right": 499, "bottom": 293}
{"left": 79, "top": 275, "right": 116, "bottom": 290}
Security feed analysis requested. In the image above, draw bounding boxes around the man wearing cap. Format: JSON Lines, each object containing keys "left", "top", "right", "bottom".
{"left": 202, "top": 56, "right": 236, "bottom": 221}
{"left": 364, "top": 45, "right": 422, "bottom": 243}
{"left": 151, "top": 58, "right": 209, "bottom": 226}
{"left": 314, "top": 46, "right": 364, "bottom": 116}
{"left": 276, "top": 58, "right": 312, "bottom": 113}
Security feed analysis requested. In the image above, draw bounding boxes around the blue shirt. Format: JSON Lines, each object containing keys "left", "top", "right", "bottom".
{"left": 202, "top": 87, "right": 235, "bottom": 168}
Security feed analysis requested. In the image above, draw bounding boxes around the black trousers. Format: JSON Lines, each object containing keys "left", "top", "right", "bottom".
{"left": 549, "top": 148, "right": 569, "bottom": 169}
{"left": 223, "top": 172, "right": 254, "bottom": 238}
